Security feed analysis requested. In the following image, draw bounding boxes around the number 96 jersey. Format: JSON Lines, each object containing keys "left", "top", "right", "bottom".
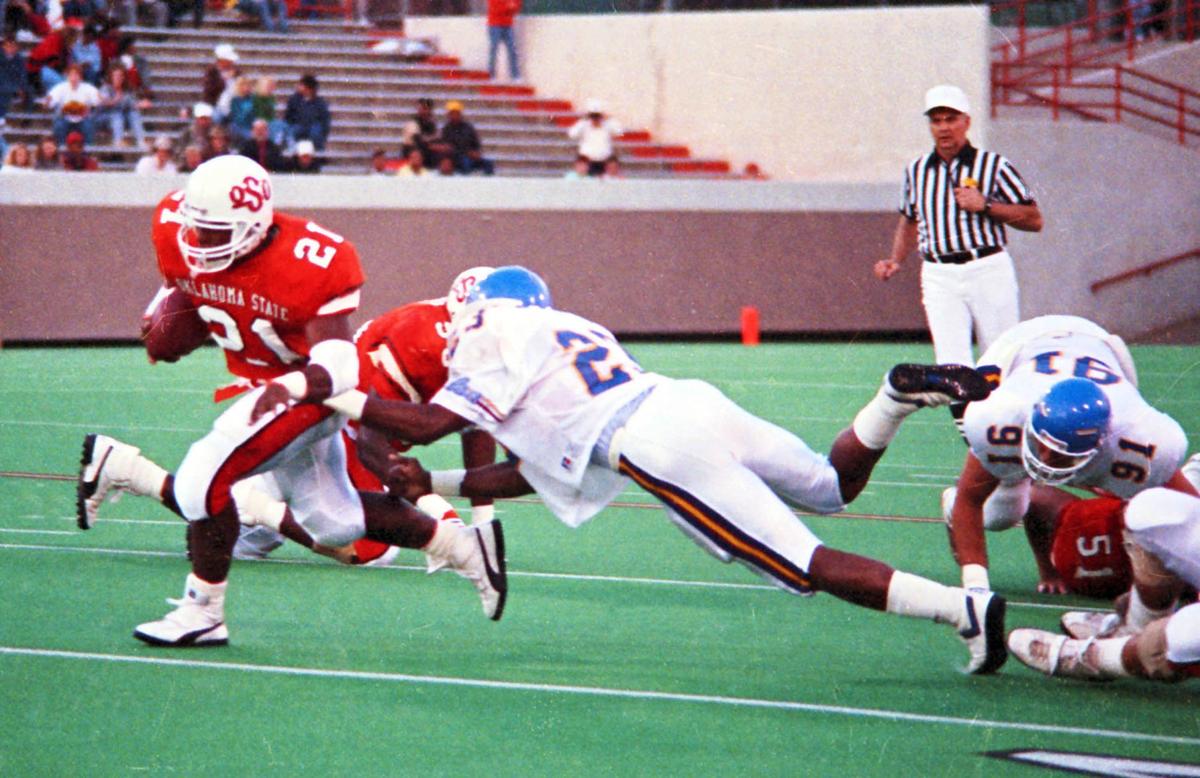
{"left": 963, "top": 321, "right": 1186, "bottom": 497}
{"left": 151, "top": 191, "right": 365, "bottom": 384}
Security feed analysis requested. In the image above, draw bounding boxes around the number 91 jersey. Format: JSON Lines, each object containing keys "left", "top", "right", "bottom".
{"left": 151, "top": 191, "right": 365, "bottom": 384}
{"left": 963, "top": 327, "right": 1186, "bottom": 498}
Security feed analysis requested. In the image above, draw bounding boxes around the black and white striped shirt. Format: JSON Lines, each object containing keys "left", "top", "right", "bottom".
{"left": 900, "top": 143, "right": 1036, "bottom": 257}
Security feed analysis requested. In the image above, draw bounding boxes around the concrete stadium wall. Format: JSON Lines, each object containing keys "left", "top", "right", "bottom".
{"left": 405, "top": 6, "right": 991, "bottom": 182}
{"left": 0, "top": 173, "right": 917, "bottom": 342}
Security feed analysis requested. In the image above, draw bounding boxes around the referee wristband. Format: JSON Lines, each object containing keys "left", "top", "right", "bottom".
{"left": 430, "top": 469, "right": 466, "bottom": 497}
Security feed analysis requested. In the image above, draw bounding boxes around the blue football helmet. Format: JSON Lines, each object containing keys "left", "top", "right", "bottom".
{"left": 466, "top": 266, "right": 552, "bottom": 309}
{"left": 1022, "top": 378, "right": 1112, "bottom": 485}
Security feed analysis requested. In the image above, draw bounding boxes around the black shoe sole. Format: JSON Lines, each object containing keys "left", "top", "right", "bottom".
{"left": 889, "top": 364, "right": 992, "bottom": 403}
{"left": 132, "top": 623, "right": 228, "bottom": 647}
{"left": 481, "top": 520, "right": 507, "bottom": 622}
{"left": 976, "top": 594, "right": 1008, "bottom": 675}
{"left": 76, "top": 433, "right": 99, "bottom": 530}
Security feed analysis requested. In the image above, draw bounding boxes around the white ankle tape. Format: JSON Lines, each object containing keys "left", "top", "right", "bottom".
{"left": 852, "top": 388, "right": 909, "bottom": 450}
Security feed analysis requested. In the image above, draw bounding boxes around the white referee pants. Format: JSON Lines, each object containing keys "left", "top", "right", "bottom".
{"left": 612, "top": 379, "right": 845, "bottom": 595}
{"left": 920, "top": 250, "right": 1020, "bottom": 366}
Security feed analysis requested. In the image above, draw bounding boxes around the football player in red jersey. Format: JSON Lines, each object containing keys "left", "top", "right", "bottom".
{"left": 1016, "top": 485, "right": 1132, "bottom": 598}
{"left": 76, "top": 157, "right": 506, "bottom": 647}
{"left": 233, "top": 267, "right": 501, "bottom": 566}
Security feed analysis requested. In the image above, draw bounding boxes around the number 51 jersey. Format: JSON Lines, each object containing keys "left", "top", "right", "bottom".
{"left": 963, "top": 325, "right": 1186, "bottom": 498}
{"left": 151, "top": 191, "right": 365, "bottom": 384}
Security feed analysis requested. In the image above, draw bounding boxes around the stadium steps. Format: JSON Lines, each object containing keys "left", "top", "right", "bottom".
{"left": 17, "top": 19, "right": 736, "bottom": 177}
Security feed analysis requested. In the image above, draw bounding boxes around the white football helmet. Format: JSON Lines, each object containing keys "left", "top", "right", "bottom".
{"left": 445, "top": 266, "right": 495, "bottom": 321}
{"left": 176, "top": 155, "right": 274, "bottom": 274}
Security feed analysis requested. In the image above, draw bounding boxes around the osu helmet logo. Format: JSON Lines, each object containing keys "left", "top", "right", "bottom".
{"left": 229, "top": 176, "right": 271, "bottom": 212}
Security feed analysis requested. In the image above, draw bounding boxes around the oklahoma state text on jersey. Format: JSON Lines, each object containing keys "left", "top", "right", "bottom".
{"left": 152, "top": 191, "right": 365, "bottom": 384}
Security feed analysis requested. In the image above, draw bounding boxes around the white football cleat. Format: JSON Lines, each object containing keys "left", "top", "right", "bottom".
{"left": 76, "top": 434, "right": 136, "bottom": 529}
{"left": 885, "top": 364, "right": 992, "bottom": 409}
{"left": 133, "top": 574, "right": 229, "bottom": 648}
{"left": 1060, "top": 610, "right": 1136, "bottom": 641}
{"left": 427, "top": 519, "right": 507, "bottom": 621}
{"left": 1007, "top": 629, "right": 1116, "bottom": 681}
{"left": 958, "top": 590, "right": 1007, "bottom": 674}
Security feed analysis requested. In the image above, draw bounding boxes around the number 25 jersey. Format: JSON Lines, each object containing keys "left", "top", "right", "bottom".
{"left": 151, "top": 191, "right": 365, "bottom": 384}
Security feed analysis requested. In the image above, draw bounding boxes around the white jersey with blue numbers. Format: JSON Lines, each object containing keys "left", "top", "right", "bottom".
{"left": 431, "top": 303, "right": 664, "bottom": 525}
{"left": 963, "top": 316, "right": 1187, "bottom": 496}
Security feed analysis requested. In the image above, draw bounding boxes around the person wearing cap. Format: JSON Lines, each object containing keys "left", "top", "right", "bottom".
{"left": 284, "top": 73, "right": 330, "bottom": 152}
{"left": 178, "top": 101, "right": 215, "bottom": 160}
{"left": 61, "top": 129, "right": 99, "bottom": 170}
{"left": 874, "top": 84, "right": 1043, "bottom": 373}
{"left": 202, "top": 43, "right": 240, "bottom": 110}
{"left": 485, "top": 0, "right": 521, "bottom": 81}
{"left": 401, "top": 97, "right": 440, "bottom": 168}
{"left": 135, "top": 135, "right": 179, "bottom": 175}
{"left": 567, "top": 98, "right": 621, "bottom": 177}
{"left": 439, "top": 100, "right": 493, "bottom": 175}
{"left": 288, "top": 138, "right": 322, "bottom": 174}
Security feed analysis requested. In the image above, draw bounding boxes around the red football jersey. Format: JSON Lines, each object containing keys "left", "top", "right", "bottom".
{"left": 1051, "top": 496, "right": 1132, "bottom": 599}
{"left": 354, "top": 300, "right": 453, "bottom": 404}
{"left": 151, "top": 191, "right": 365, "bottom": 384}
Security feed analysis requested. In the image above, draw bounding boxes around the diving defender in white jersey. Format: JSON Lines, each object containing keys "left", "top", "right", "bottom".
{"left": 332, "top": 266, "right": 1010, "bottom": 674}
{"left": 945, "top": 315, "right": 1195, "bottom": 623}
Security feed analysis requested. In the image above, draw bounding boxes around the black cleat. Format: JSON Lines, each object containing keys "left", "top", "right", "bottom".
{"left": 886, "top": 363, "right": 993, "bottom": 408}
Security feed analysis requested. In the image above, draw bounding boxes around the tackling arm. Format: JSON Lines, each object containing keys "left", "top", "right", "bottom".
{"left": 360, "top": 395, "right": 470, "bottom": 445}
{"left": 386, "top": 456, "right": 534, "bottom": 503}
{"left": 460, "top": 427, "right": 498, "bottom": 511}
{"left": 250, "top": 313, "right": 356, "bottom": 423}
{"left": 949, "top": 451, "right": 1001, "bottom": 589}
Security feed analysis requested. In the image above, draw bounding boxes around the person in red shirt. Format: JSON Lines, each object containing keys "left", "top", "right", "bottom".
{"left": 486, "top": 0, "right": 521, "bottom": 81}
{"left": 77, "top": 156, "right": 506, "bottom": 648}
{"left": 60, "top": 130, "right": 99, "bottom": 170}
{"left": 1020, "top": 485, "right": 1133, "bottom": 599}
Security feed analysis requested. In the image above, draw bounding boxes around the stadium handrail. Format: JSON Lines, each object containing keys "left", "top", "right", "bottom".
{"left": 1089, "top": 248, "right": 1200, "bottom": 293}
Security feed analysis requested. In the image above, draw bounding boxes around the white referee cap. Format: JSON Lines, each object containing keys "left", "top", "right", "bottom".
{"left": 924, "top": 85, "right": 970, "bottom": 115}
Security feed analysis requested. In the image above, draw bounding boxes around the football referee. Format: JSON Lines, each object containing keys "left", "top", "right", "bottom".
{"left": 874, "top": 84, "right": 1043, "bottom": 368}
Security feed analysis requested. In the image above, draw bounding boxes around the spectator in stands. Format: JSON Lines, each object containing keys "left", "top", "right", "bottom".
{"left": 178, "top": 101, "right": 214, "bottom": 158}
{"left": 401, "top": 96, "right": 440, "bottom": 167}
{"left": 284, "top": 73, "right": 330, "bottom": 151}
{"left": 236, "top": 0, "right": 289, "bottom": 33}
{"left": 602, "top": 154, "right": 622, "bottom": 179}
{"left": 436, "top": 156, "right": 456, "bottom": 176}
{"left": 485, "top": 0, "right": 521, "bottom": 81}
{"left": 33, "top": 134, "right": 60, "bottom": 169}
{"left": 135, "top": 134, "right": 178, "bottom": 174}
{"left": 178, "top": 142, "right": 203, "bottom": 172}
{"left": 166, "top": 0, "right": 204, "bottom": 27}
{"left": 439, "top": 100, "right": 493, "bottom": 175}
{"left": 70, "top": 20, "right": 103, "bottom": 85}
{"left": 4, "top": 0, "right": 52, "bottom": 41}
{"left": 115, "top": 35, "right": 155, "bottom": 104}
{"left": 207, "top": 124, "right": 233, "bottom": 159}
{"left": 288, "top": 138, "right": 321, "bottom": 173}
{"left": 369, "top": 148, "right": 392, "bottom": 175}
{"left": 62, "top": 0, "right": 104, "bottom": 22}
{"left": 226, "top": 76, "right": 256, "bottom": 145}
{"left": 563, "top": 154, "right": 590, "bottom": 180}
{"left": 251, "top": 76, "right": 289, "bottom": 146}
{"left": 395, "top": 147, "right": 429, "bottom": 178}
{"left": 238, "top": 117, "right": 286, "bottom": 171}
{"left": 568, "top": 98, "right": 621, "bottom": 177}
{"left": 1, "top": 142, "right": 34, "bottom": 173}
{"left": 26, "top": 19, "right": 82, "bottom": 95}
{"left": 202, "top": 43, "right": 240, "bottom": 111}
{"left": 0, "top": 34, "right": 28, "bottom": 124}
{"left": 96, "top": 64, "right": 148, "bottom": 147}
{"left": 60, "top": 129, "right": 99, "bottom": 170}
{"left": 44, "top": 62, "right": 101, "bottom": 145}
{"left": 114, "top": 0, "right": 168, "bottom": 27}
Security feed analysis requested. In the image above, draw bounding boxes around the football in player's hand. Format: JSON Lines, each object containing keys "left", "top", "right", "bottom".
{"left": 141, "top": 288, "right": 210, "bottom": 363}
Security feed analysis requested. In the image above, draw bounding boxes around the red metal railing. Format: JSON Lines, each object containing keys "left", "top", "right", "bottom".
{"left": 990, "top": 0, "right": 1200, "bottom": 145}
{"left": 1090, "top": 248, "right": 1200, "bottom": 293}
{"left": 992, "top": 61, "right": 1200, "bottom": 143}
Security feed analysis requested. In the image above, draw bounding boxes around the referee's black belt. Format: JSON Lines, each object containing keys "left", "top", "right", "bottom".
{"left": 923, "top": 245, "right": 1003, "bottom": 264}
